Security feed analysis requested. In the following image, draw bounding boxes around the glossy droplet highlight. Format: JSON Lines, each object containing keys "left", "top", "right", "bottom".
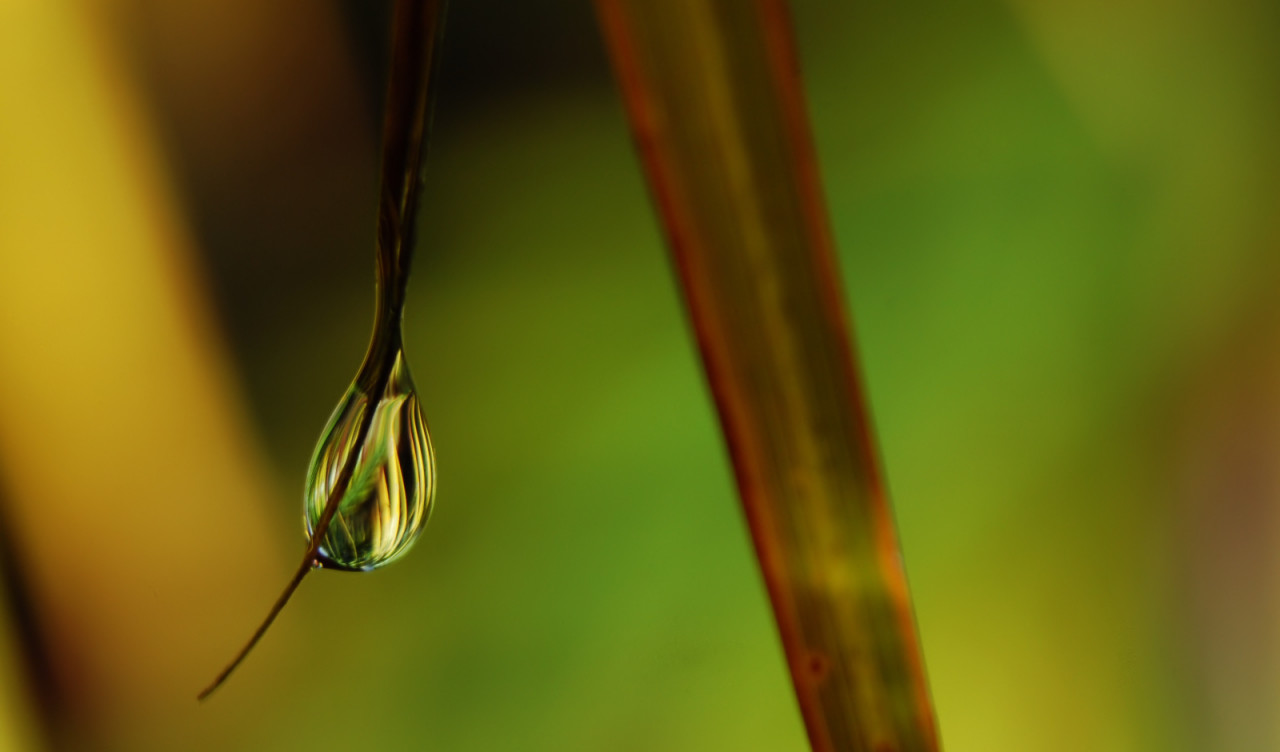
{"left": 304, "top": 351, "right": 436, "bottom": 571}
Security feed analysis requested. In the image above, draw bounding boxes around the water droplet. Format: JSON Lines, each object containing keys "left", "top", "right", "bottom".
{"left": 303, "top": 350, "right": 436, "bottom": 571}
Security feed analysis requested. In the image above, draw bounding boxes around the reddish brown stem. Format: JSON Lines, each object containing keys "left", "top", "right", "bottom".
{"left": 593, "top": 1, "right": 940, "bottom": 749}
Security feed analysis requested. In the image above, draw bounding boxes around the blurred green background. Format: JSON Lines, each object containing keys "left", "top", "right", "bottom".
{"left": 1, "top": 0, "right": 1279, "bottom": 750}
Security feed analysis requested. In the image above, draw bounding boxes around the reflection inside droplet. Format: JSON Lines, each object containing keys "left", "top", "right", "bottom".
{"left": 303, "top": 350, "right": 436, "bottom": 571}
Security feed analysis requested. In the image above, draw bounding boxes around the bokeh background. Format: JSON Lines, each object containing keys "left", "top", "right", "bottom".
{"left": 2, "top": 1, "right": 1280, "bottom": 750}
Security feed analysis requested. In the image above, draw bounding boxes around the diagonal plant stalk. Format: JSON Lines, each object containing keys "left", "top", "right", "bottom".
{"left": 197, "top": 0, "right": 445, "bottom": 701}
{"left": 593, "top": 1, "right": 941, "bottom": 749}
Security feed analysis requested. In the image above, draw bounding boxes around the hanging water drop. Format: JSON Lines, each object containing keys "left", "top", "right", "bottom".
{"left": 304, "top": 350, "right": 436, "bottom": 571}
{"left": 197, "top": 0, "right": 447, "bottom": 700}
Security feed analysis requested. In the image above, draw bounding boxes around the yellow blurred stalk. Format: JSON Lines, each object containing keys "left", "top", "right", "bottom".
{"left": 0, "top": 0, "right": 281, "bottom": 737}
{"left": 594, "top": 2, "right": 939, "bottom": 750}
{"left": 0, "top": 584, "right": 37, "bottom": 752}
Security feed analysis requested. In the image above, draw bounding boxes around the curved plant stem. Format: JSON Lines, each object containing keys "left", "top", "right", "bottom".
{"left": 198, "top": 0, "right": 445, "bottom": 701}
